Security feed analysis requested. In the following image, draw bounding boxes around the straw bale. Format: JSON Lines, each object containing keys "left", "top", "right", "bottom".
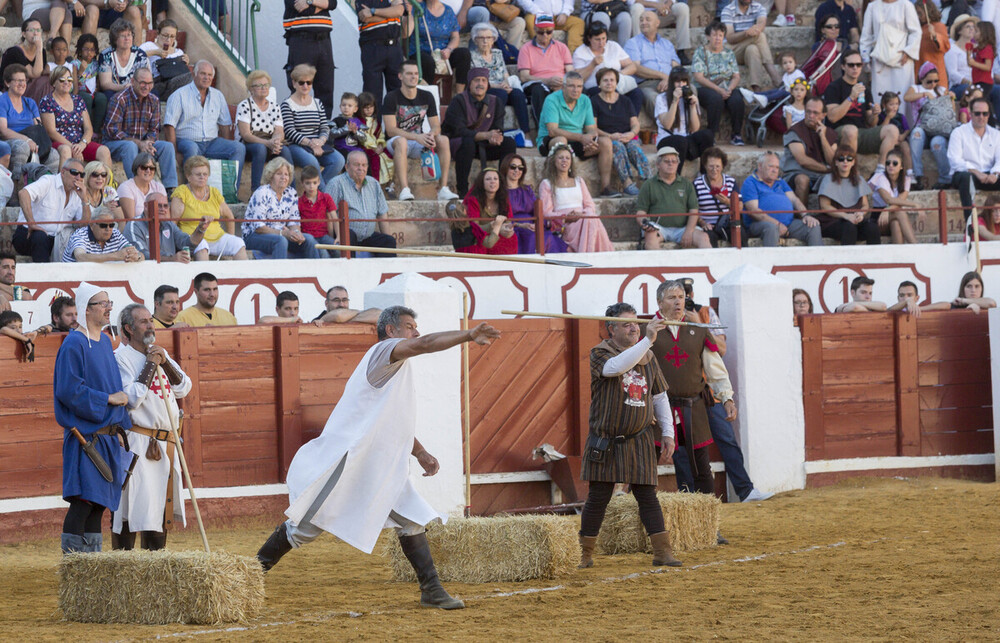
{"left": 597, "top": 491, "right": 720, "bottom": 555}
{"left": 385, "top": 515, "right": 578, "bottom": 583}
{"left": 59, "top": 550, "right": 264, "bottom": 624}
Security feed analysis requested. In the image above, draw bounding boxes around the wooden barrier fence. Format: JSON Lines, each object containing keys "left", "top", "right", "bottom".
{"left": 799, "top": 311, "right": 994, "bottom": 461}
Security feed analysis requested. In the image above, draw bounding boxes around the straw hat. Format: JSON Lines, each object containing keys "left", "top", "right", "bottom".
{"left": 950, "top": 14, "right": 979, "bottom": 41}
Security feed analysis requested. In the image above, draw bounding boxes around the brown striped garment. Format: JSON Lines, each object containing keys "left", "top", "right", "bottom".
{"left": 581, "top": 339, "right": 668, "bottom": 485}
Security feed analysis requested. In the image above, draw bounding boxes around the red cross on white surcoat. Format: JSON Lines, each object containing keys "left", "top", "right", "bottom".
{"left": 149, "top": 377, "right": 172, "bottom": 401}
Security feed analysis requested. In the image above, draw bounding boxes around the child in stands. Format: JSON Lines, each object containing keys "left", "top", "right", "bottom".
{"left": 47, "top": 37, "right": 75, "bottom": 92}
{"left": 356, "top": 91, "right": 393, "bottom": 187}
{"left": 73, "top": 34, "right": 105, "bottom": 133}
{"left": 0, "top": 310, "right": 39, "bottom": 362}
{"left": 330, "top": 92, "right": 365, "bottom": 158}
{"left": 297, "top": 165, "right": 339, "bottom": 257}
{"left": 968, "top": 22, "right": 996, "bottom": 97}
{"left": 877, "top": 91, "right": 913, "bottom": 181}
{"left": 783, "top": 77, "right": 809, "bottom": 128}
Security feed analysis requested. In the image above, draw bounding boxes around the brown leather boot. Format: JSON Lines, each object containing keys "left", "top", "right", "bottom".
{"left": 578, "top": 535, "right": 598, "bottom": 569}
{"left": 649, "top": 531, "right": 682, "bottom": 567}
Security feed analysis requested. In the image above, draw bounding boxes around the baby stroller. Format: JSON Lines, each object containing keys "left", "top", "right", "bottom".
{"left": 744, "top": 38, "right": 845, "bottom": 147}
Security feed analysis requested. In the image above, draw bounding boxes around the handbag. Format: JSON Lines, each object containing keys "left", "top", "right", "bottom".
{"left": 20, "top": 124, "right": 52, "bottom": 162}
{"left": 422, "top": 13, "right": 453, "bottom": 76}
{"left": 489, "top": 0, "right": 521, "bottom": 22}
{"left": 583, "top": 434, "right": 611, "bottom": 464}
{"left": 919, "top": 95, "right": 958, "bottom": 137}
{"left": 446, "top": 199, "right": 477, "bottom": 248}
{"left": 420, "top": 147, "right": 441, "bottom": 181}
{"left": 588, "top": 0, "right": 629, "bottom": 20}
{"left": 155, "top": 57, "right": 190, "bottom": 80}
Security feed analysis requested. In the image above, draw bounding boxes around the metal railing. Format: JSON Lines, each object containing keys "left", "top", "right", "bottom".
{"left": 180, "top": 0, "right": 261, "bottom": 73}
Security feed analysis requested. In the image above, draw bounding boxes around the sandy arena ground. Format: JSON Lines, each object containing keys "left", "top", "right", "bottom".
{"left": 1, "top": 476, "right": 998, "bottom": 641}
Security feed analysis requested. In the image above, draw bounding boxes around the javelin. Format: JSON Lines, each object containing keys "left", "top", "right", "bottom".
{"left": 501, "top": 310, "right": 726, "bottom": 329}
{"left": 315, "top": 244, "right": 592, "bottom": 267}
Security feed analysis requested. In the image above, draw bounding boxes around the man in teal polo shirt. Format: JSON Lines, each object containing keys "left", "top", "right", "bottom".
{"left": 635, "top": 146, "right": 711, "bottom": 249}
{"left": 537, "top": 71, "right": 605, "bottom": 160}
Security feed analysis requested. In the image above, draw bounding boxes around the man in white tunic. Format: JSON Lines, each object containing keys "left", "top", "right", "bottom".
{"left": 256, "top": 305, "right": 501, "bottom": 610}
{"left": 860, "top": 0, "right": 922, "bottom": 103}
{"left": 111, "top": 304, "right": 192, "bottom": 550}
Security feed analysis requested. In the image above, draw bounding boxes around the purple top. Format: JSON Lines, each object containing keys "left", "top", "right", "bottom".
{"left": 508, "top": 184, "right": 536, "bottom": 220}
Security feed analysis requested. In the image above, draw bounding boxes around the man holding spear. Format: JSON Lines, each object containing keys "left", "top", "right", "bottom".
{"left": 111, "top": 304, "right": 193, "bottom": 551}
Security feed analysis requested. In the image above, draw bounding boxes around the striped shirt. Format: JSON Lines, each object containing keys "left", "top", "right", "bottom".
{"left": 281, "top": 97, "right": 329, "bottom": 145}
{"left": 283, "top": 0, "right": 332, "bottom": 33}
{"left": 324, "top": 173, "right": 388, "bottom": 241}
{"left": 693, "top": 173, "right": 737, "bottom": 225}
{"left": 62, "top": 226, "right": 133, "bottom": 262}
{"left": 720, "top": 0, "right": 766, "bottom": 33}
{"left": 103, "top": 85, "right": 161, "bottom": 142}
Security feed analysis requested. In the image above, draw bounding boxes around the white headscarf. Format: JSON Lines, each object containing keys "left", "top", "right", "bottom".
{"left": 73, "top": 281, "right": 108, "bottom": 347}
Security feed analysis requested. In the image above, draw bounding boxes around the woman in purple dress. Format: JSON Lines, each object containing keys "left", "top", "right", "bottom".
{"left": 501, "top": 153, "right": 567, "bottom": 254}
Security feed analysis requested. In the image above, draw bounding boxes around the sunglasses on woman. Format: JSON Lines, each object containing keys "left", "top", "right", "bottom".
{"left": 836, "top": 156, "right": 854, "bottom": 163}
{"left": 823, "top": 22, "right": 840, "bottom": 29}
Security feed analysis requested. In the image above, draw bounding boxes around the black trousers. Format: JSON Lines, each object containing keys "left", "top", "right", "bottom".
{"left": 580, "top": 481, "right": 664, "bottom": 537}
{"left": 286, "top": 31, "right": 335, "bottom": 119}
{"left": 361, "top": 38, "right": 404, "bottom": 108}
{"left": 63, "top": 498, "right": 105, "bottom": 536}
{"left": 12, "top": 225, "right": 53, "bottom": 263}
{"left": 350, "top": 229, "right": 397, "bottom": 257}
{"left": 953, "top": 171, "right": 1000, "bottom": 220}
{"left": 697, "top": 86, "right": 744, "bottom": 137}
{"left": 657, "top": 130, "right": 715, "bottom": 174}
{"left": 411, "top": 49, "right": 472, "bottom": 86}
{"left": 818, "top": 214, "right": 881, "bottom": 245}
{"left": 452, "top": 136, "right": 517, "bottom": 196}
{"left": 528, "top": 82, "right": 553, "bottom": 131}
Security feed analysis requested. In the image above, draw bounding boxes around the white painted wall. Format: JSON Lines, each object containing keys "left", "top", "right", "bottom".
{"left": 715, "top": 264, "right": 806, "bottom": 495}
{"left": 364, "top": 273, "right": 467, "bottom": 519}
{"left": 254, "top": 2, "right": 362, "bottom": 108}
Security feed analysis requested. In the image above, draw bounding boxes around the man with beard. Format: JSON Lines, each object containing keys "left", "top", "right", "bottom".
{"left": 173, "top": 272, "right": 237, "bottom": 327}
{"left": 112, "top": 303, "right": 193, "bottom": 551}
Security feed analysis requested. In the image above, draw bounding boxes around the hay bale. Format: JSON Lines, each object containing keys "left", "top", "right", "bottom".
{"left": 597, "top": 491, "right": 720, "bottom": 555}
{"left": 59, "top": 550, "right": 264, "bottom": 624}
{"left": 385, "top": 515, "right": 577, "bottom": 583}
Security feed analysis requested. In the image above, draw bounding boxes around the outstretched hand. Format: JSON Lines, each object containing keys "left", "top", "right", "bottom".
{"left": 469, "top": 322, "right": 501, "bottom": 345}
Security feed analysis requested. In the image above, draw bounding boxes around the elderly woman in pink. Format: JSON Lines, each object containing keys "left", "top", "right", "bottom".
{"left": 537, "top": 143, "right": 613, "bottom": 252}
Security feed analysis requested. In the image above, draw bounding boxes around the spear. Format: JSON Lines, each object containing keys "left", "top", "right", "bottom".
{"left": 315, "top": 244, "right": 592, "bottom": 267}
{"left": 501, "top": 310, "right": 726, "bottom": 330}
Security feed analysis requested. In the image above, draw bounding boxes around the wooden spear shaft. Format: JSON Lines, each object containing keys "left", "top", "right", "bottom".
{"left": 315, "top": 244, "right": 592, "bottom": 267}
{"left": 501, "top": 310, "right": 725, "bottom": 329}
{"left": 972, "top": 206, "right": 982, "bottom": 274}
{"left": 462, "top": 293, "right": 472, "bottom": 518}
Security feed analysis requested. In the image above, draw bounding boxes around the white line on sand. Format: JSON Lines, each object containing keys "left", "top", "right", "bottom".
{"left": 143, "top": 539, "right": 880, "bottom": 640}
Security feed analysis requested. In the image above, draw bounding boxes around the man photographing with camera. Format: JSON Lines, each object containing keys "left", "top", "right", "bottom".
{"left": 635, "top": 146, "right": 712, "bottom": 250}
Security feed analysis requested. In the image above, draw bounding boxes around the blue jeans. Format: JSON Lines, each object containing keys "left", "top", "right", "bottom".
{"left": 244, "top": 142, "right": 294, "bottom": 191}
{"left": 243, "top": 231, "right": 320, "bottom": 259}
{"left": 909, "top": 126, "right": 950, "bottom": 182}
{"left": 466, "top": 5, "right": 490, "bottom": 27}
{"left": 488, "top": 87, "right": 531, "bottom": 134}
{"left": 105, "top": 139, "right": 179, "bottom": 188}
{"left": 315, "top": 233, "right": 338, "bottom": 258}
{"left": 176, "top": 137, "right": 247, "bottom": 187}
{"left": 672, "top": 402, "right": 755, "bottom": 500}
{"left": 286, "top": 144, "right": 345, "bottom": 187}
{"left": 0, "top": 140, "right": 11, "bottom": 159}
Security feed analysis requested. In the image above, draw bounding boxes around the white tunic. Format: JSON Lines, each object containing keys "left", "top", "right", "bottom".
{"left": 284, "top": 338, "right": 445, "bottom": 554}
{"left": 112, "top": 343, "right": 192, "bottom": 533}
{"left": 860, "top": 0, "right": 922, "bottom": 104}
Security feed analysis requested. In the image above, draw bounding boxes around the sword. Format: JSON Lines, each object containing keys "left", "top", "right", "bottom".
{"left": 69, "top": 427, "right": 114, "bottom": 482}
{"left": 121, "top": 453, "right": 139, "bottom": 490}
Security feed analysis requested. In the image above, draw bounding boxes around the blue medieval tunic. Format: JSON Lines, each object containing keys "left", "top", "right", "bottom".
{"left": 54, "top": 330, "right": 132, "bottom": 509}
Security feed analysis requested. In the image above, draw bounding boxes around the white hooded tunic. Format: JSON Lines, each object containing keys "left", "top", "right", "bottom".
{"left": 284, "top": 338, "right": 446, "bottom": 554}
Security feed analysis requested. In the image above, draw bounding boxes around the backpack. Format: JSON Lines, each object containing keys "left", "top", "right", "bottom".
{"left": 918, "top": 95, "right": 958, "bottom": 138}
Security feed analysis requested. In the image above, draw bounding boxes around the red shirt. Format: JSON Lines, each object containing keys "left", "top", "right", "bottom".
{"left": 973, "top": 45, "right": 994, "bottom": 85}
{"left": 298, "top": 192, "right": 336, "bottom": 238}
{"left": 457, "top": 193, "right": 518, "bottom": 255}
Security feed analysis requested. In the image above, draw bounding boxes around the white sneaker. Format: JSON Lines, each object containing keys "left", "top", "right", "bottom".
{"left": 742, "top": 488, "right": 775, "bottom": 502}
{"left": 522, "top": 138, "right": 534, "bottom": 148}
{"left": 738, "top": 88, "right": 757, "bottom": 106}
{"left": 398, "top": 186, "right": 414, "bottom": 201}
{"left": 437, "top": 186, "right": 460, "bottom": 200}
{"left": 753, "top": 92, "right": 768, "bottom": 109}
{"left": 785, "top": 14, "right": 796, "bottom": 26}
{"left": 772, "top": 14, "right": 787, "bottom": 27}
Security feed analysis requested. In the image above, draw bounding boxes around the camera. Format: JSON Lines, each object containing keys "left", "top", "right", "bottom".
{"left": 685, "top": 297, "right": 696, "bottom": 312}
{"left": 681, "top": 86, "right": 693, "bottom": 100}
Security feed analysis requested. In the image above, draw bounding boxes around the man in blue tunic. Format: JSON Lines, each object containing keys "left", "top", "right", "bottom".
{"left": 54, "top": 282, "right": 132, "bottom": 554}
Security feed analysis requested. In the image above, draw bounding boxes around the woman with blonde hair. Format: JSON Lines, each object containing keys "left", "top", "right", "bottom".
{"left": 242, "top": 157, "right": 319, "bottom": 259}
{"left": 170, "top": 155, "right": 248, "bottom": 260}
{"left": 82, "top": 160, "right": 122, "bottom": 223}
{"left": 237, "top": 69, "right": 293, "bottom": 191}
{"left": 538, "top": 143, "right": 613, "bottom": 252}
{"left": 281, "top": 63, "right": 344, "bottom": 186}
{"left": 40, "top": 66, "right": 112, "bottom": 168}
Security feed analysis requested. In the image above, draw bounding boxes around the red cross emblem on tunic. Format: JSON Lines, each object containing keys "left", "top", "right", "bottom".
{"left": 664, "top": 344, "right": 689, "bottom": 368}
{"left": 149, "top": 377, "right": 171, "bottom": 401}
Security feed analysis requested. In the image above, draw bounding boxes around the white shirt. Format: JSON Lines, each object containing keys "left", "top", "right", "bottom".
{"left": 16, "top": 174, "right": 84, "bottom": 236}
{"left": 654, "top": 91, "right": 690, "bottom": 139}
{"left": 573, "top": 41, "right": 632, "bottom": 89}
{"left": 782, "top": 69, "right": 805, "bottom": 91}
{"left": 947, "top": 122, "right": 1000, "bottom": 173}
{"left": 518, "top": 0, "right": 574, "bottom": 17}
{"left": 945, "top": 39, "right": 973, "bottom": 86}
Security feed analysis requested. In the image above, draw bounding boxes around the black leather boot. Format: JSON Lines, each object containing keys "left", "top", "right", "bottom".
{"left": 141, "top": 531, "right": 167, "bottom": 551}
{"left": 398, "top": 532, "right": 465, "bottom": 610}
{"left": 111, "top": 521, "right": 136, "bottom": 550}
{"left": 256, "top": 522, "right": 293, "bottom": 572}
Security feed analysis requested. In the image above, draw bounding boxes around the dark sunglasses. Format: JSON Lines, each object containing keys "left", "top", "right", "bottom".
{"left": 536, "top": 29, "right": 553, "bottom": 34}
{"left": 844, "top": 61, "right": 863, "bottom": 68}
{"left": 836, "top": 156, "right": 855, "bottom": 163}
{"left": 297, "top": 79, "right": 313, "bottom": 86}
{"left": 823, "top": 23, "right": 840, "bottom": 29}
{"left": 886, "top": 160, "right": 901, "bottom": 166}
{"left": 138, "top": 165, "right": 156, "bottom": 171}
{"left": 95, "top": 222, "right": 115, "bottom": 229}
{"left": 92, "top": 172, "right": 108, "bottom": 178}
{"left": 922, "top": 78, "right": 939, "bottom": 84}
{"left": 65, "top": 168, "right": 84, "bottom": 177}
{"left": 508, "top": 164, "right": 525, "bottom": 171}
{"left": 974, "top": 110, "right": 991, "bottom": 116}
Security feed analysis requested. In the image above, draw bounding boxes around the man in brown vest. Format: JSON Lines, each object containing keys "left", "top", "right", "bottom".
{"left": 577, "top": 303, "right": 681, "bottom": 569}
{"left": 650, "top": 280, "right": 736, "bottom": 497}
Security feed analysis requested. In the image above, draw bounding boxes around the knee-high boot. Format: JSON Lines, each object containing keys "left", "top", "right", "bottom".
{"left": 398, "top": 532, "right": 465, "bottom": 610}
{"left": 256, "top": 522, "right": 293, "bottom": 572}
{"left": 141, "top": 531, "right": 167, "bottom": 551}
{"left": 112, "top": 519, "right": 136, "bottom": 550}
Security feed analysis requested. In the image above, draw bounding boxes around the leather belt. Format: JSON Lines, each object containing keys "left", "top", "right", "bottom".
{"left": 129, "top": 425, "right": 176, "bottom": 443}
{"left": 129, "top": 424, "right": 180, "bottom": 531}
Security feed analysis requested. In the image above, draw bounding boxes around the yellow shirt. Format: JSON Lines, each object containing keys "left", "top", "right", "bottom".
{"left": 174, "top": 184, "right": 227, "bottom": 242}
{"left": 152, "top": 316, "right": 173, "bottom": 329}
{"left": 174, "top": 306, "right": 238, "bottom": 328}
